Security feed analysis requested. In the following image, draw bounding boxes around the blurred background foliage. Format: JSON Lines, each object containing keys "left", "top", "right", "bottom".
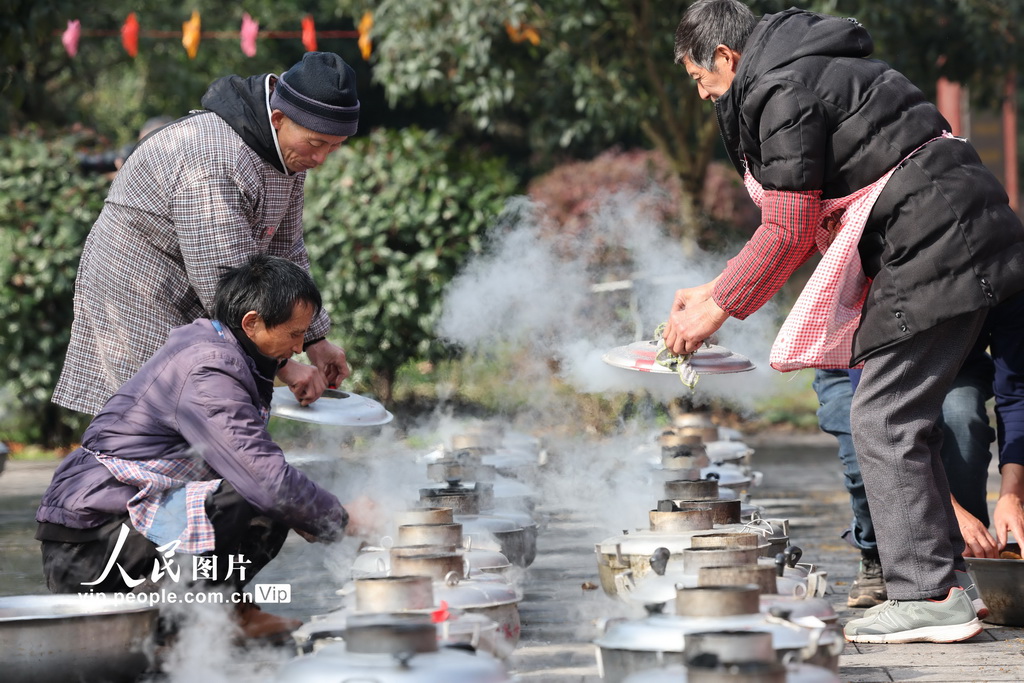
{"left": 1, "top": 0, "right": 1021, "bottom": 446}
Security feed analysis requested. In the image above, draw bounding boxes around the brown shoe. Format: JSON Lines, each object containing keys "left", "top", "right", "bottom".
{"left": 234, "top": 603, "right": 301, "bottom": 642}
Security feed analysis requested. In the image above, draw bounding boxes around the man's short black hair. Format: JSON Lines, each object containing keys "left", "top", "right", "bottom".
{"left": 674, "top": 0, "right": 757, "bottom": 69}
{"left": 213, "top": 254, "right": 322, "bottom": 328}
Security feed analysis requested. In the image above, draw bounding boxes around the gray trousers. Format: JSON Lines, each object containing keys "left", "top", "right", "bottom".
{"left": 850, "top": 309, "right": 988, "bottom": 600}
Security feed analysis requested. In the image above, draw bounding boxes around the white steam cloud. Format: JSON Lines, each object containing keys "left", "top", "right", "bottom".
{"left": 438, "top": 193, "right": 786, "bottom": 411}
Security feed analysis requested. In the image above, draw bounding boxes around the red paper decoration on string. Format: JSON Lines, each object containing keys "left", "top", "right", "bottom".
{"left": 121, "top": 13, "right": 140, "bottom": 58}
{"left": 302, "top": 15, "right": 317, "bottom": 52}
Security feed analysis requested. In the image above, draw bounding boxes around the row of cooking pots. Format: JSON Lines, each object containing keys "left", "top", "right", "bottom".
{"left": 274, "top": 430, "right": 550, "bottom": 682}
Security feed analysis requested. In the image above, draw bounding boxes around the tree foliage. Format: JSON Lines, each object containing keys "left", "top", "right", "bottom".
{"left": 302, "top": 127, "right": 519, "bottom": 403}
{"left": 333, "top": 0, "right": 1022, "bottom": 243}
{"left": 0, "top": 131, "right": 106, "bottom": 445}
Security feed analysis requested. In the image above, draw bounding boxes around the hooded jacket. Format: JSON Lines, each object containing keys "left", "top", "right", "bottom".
{"left": 54, "top": 74, "right": 330, "bottom": 415}
{"left": 39, "top": 319, "right": 348, "bottom": 540}
{"left": 712, "top": 9, "right": 1024, "bottom": 363}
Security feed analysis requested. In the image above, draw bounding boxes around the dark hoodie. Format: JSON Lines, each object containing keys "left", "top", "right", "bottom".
{"left": 715, "top": 9, "right": 1024, "bottom": 362}
{"left": 201, "top": 74, "right": 290, "bottom": 175}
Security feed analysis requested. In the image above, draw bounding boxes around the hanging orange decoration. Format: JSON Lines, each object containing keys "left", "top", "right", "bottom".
{"left": 62, "top": 19, "right": 81, "bottom": 58}
{"left": 240, "top": 13, "right": 259, "bottom": 57}
{"left": 121, "top": 13, "right": 140, "bottom": 57}
{"left": 357, "top": 11, "right": 373, "bottom": 60}
{"left": 182, "top": 11, "right": 201, "bottom": 59}
{"left": 504, "top": 21, "right": 540, "bottom": 46}
{"left": 301, "top": 15, "right": 317, "bottom": 52}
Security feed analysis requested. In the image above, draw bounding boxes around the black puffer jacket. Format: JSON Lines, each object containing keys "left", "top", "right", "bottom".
{"left": 717, "top": 9, "right": 1024, "bottom": 363}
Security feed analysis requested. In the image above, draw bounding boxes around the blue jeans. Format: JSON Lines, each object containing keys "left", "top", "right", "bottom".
{"left": 814, "top": 369, "right": 876, "bottom": 554}
{"left": 813, "top": 361, "right": 994, "bottom": 556}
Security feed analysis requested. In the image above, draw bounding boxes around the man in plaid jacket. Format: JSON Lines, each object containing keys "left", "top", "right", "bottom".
{"left": 666, "top": 1, "right": 1024, "bottom": 644}
{"left": 54, "top": 52, "right": 359, "bottom": 416}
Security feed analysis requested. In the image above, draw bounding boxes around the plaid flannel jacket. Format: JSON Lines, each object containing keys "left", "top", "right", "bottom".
{"left": 54, "top": 110, "right": 330, "bottom": 415}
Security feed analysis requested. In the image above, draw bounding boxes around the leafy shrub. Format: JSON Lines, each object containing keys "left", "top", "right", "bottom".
{"left": 0, "top": 131, "right": 108, "bottom": 445}
{"left": 303, "top": 127, "right": 519, "bottom": 403}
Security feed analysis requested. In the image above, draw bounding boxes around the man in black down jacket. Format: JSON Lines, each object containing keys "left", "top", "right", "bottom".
{"left": 665, "top": 0, "right": 1024, "bottom": 644}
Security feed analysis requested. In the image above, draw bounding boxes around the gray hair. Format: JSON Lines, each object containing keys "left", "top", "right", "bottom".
{"left": 674, "top": 0, "right": 757, "bottom": 70}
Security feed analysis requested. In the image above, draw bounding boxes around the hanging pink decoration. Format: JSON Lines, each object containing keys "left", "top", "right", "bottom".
{"left": 302, "top": 15, "right": 317, "bottom": 52}
{"left": 121, "top": 13, "right": 140, "bottom": 58}
{"left": 240, "top": 13, "right": 259, "bottom": 57}
{"left": 62, "top": 20, "right": 81, "bottom": 58}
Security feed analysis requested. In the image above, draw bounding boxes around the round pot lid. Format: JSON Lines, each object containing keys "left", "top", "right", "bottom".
{"left": 271, "top": 386, "right": 393, "bottom": 426}
{"left": 704, "top": 440, "right": 755, "bottom": 462}
{"left": 602, "top": 340, "right": 755, "bottom": 375}
{"left": 595, "top": 612, "right": 819, "bottom": 652}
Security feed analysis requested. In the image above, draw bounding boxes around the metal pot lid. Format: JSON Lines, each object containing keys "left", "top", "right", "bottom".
{"left": 275, "top": 641, "right": 511, "bottom": 682}
{"left": 433, "top": 575, "right": 520, "bottom": 609}
{"left": 602, "top": 340, "right": 755, "bottom": 376}
{"left": 270, "top": 387, "right": 393, "bottom": 426}
{"left": 758, "top": 595, "right": 837, "bottom": 623}
{"left": 596, "top": 526, "right": 752, "bottom": 556}
{"left": 620, "top": 663, "right": 840, "bottom": 683}
{"left": 704, "top": 440, "right": 755, "bottom": 462}
{"left": 486, "top": 508, "right": 537, "bottom": 530}
{"left": 700, "top": 465, "right": 752, "bottom": 488}
{"left": 594, "top": 613, "right": 824, "bottom": 652}
{"left": 455, "top": 514, "right": 521, "bottom": 534}
{"left": 0, "top": 593, "right": 157, "bottom": 620}
{"left": 350, "top": 547, "right": 512, "bottom": 576}
{"left": 294, "top": 608, "right": 499, "bottom": 644}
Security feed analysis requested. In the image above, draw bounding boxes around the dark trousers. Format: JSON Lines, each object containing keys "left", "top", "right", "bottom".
{"left": 41, "top": 482, "right": 289, "bottom": 594}
{"left": 851, "top": 309, "right": 988, "bottom": 600}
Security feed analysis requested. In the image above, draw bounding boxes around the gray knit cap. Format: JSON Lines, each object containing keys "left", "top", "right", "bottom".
{"left": 270, "top": 52, "right": 360, "bottom": 137}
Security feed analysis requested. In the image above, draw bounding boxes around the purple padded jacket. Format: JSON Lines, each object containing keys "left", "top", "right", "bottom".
{"left": 37, "top": 319, "right": 347, "bottom": 540}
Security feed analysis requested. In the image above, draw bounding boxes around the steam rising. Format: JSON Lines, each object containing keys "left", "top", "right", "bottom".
{"left": 438, "top": 193, "right": 785, "bottom": 410}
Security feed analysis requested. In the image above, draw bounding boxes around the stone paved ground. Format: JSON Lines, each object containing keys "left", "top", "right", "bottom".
{"left": 3, "top": 431, "right": 1024, "bottom": 682}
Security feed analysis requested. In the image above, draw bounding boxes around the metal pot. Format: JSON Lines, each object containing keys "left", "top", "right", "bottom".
{"left": 594, "top": 587, "right": 844, "bottom": 682}
{"left": 966, "top": 543, "right": 1024, "bottom": 626}
{"left": 622, "top": 663, "right": 840, "bottom": 683}
{"left": 671, "top": 498, "right": 743, "bottom": 525}
{"left": 595, "top": 522, "right": 761, "bottom": 597}
{"left": 0, "top": 594, "right": 158, "bottom": 683}
{"left": 649, "top": 505, "right": 716, "bottom": 533}
{"left": 427, "top": 459, "right": 498, "bottom": 483}
{"left": 355, "top": 575, "right": 435, "bottom": 612}
{"left": 456, "top": 514, "right": 534, "bottom": 568}
{"left": 396, "top": 507, "right": 454, "bottom": 526}
{"left": 698, "top": 564, "right": 778, "bottom": 595}
{"left": 390, "top": 551, "right": 466, "bottom": 581}
{"left": 399, "top": 523, "right": 464, "bottom": 548}
{"left": 278, "top": 625, "right": 511, "bottom": 682}
{"left": 665, "top": 479, "right": 719, "bottom": 501}
{"left": 434, "top": 572, "right": 521, "bottom": 655}
{"left": 419, "top": 481, "right": 493, "bottom": 515}
{"left": 690, "top": 532, "right": 763, "bottom": 551}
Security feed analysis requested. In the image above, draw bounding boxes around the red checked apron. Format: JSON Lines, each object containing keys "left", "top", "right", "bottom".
{"left": 741, "top": 132, "right": 953, "bottom": 372}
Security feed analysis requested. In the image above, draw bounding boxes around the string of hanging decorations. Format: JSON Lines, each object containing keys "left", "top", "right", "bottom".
{"left": 60, "top": 12, "right": 375, "bottom": 60}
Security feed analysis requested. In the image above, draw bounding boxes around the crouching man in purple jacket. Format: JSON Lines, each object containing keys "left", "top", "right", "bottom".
{"left": 36, "top": 254, "right": 370, "bottom": 640}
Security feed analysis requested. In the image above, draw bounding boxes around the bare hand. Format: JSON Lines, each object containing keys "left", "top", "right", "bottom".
{"left": 993, "top": 492, "right": 1024, "bottom": 550}
{"left": 663, "top": 280, "right": 729, "bottom": 355}
{"left": 342, "top": 495, "right": 382, "bottom": 538}
{"left": 306, "top": 339, "right": 351, "bottom": 387}
{"left": 277, "top": 360, "right": 328, "bottom": 406}
{"left": 953, "top": 496, "right": 999, "bottom": 558}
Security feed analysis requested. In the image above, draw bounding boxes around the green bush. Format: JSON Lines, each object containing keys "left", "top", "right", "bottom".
{"left": 303, "top": 127, "right": 519, "bottom": 403}
{"left": 0, "top": 131, "right": 107, "bottom": 445}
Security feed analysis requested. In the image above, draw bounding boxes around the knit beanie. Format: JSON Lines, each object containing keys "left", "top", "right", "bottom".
{"left": 270, "top": 52, "right": 360, "bottom": 137}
